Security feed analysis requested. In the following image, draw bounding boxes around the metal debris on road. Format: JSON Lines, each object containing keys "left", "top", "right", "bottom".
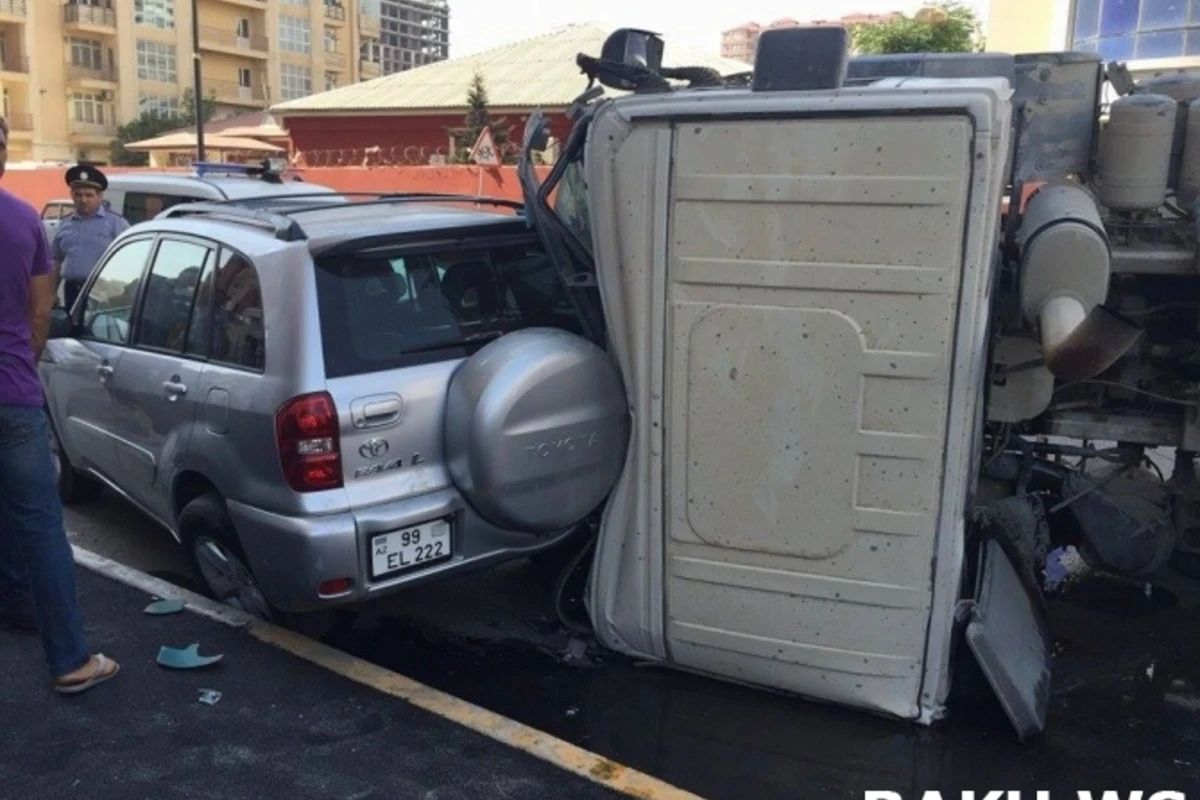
{"left": 144, "top": 599, "right": 187, "bottom": 616}
{"left": 157, "top": 643, "right": 224, "bottom": 669}
{"left": 198, "top": 689, "right": 222, "bottom": 706}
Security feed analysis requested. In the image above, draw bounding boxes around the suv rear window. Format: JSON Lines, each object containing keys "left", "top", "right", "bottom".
{"left": 314, "top": 238, "right": 582, "bottom": 377}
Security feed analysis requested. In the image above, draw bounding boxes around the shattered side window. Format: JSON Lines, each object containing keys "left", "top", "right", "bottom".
{"left": 553, "top": 160, "right": 593, "bottom": 257}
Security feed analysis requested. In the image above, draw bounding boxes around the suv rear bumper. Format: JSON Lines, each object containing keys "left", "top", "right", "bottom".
{"left": 227, "top": 488, "right": 575, "bottom": 614}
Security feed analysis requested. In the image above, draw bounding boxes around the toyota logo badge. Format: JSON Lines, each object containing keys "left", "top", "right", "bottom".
{"left": 359, "top": 438, "right": 389, "bottom": 459}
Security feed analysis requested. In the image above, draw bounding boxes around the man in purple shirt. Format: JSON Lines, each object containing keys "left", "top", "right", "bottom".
{"left": 0, "top": 116, "right": 120, "bottom": 694}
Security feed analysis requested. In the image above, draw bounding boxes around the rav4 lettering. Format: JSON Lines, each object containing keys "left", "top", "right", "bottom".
{"left": 525, "top": 432, "right": 600, "bottom": 460}
{"left": 354, "top": 452, "right": 426, "bottom": 478}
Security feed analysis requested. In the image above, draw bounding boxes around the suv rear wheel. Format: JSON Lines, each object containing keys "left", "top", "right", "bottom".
{"left": 179, "top": 492, "right": 338, "bottom": 638}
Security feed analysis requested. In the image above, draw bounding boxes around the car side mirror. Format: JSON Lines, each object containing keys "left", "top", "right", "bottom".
{"left": 48, "top": 307, "right": 75, "bottom": 340}
{"left": 597, "top": 28, "right": 664, "bottom": 89}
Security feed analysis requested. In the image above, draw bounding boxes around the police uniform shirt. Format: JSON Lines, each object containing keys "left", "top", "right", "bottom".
{"left": 52, "top": 205, "right": 130, "bottom": 283}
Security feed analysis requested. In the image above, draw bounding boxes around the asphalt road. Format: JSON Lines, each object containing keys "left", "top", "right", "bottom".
{"left": 2, "top": 568, "right": 624, "bottom": 800}
{"left": 64, "top": 490, "right": 1200, "bottom": 800}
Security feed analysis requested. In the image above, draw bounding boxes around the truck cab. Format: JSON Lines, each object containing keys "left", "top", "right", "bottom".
{"left": 518, "top": 27, "right": 1177, "bottom": 740}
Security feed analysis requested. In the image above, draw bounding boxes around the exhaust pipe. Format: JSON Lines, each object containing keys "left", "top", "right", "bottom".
{"left": 1017, "top": 184, "right": 1143, "bottom": 381}
{"left": 1039, "top": 302, "right": 1143, "bottom": 382}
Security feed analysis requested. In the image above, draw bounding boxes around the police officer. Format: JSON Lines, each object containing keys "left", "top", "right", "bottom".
{"left": 52, "top": 164, "right": 129, "bottom": 310}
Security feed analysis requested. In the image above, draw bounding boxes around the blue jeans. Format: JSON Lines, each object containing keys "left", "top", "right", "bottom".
{"left": 0, "top": 405, "right": 90, "bottom": 678}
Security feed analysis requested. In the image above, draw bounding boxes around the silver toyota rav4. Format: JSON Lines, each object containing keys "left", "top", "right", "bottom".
{"left": 40, "top": 195, "right": 629, "bottom": 628}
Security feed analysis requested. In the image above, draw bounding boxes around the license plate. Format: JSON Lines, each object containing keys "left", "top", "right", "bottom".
{"left": 370, "top": 520, "right": 451, "bottom": 579}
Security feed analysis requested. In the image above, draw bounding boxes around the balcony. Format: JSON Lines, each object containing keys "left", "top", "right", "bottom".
{"left": 198, "top": 26, "right": 269, "bottom": 59}
{"left": 359, "top": 13, "right": 380, "bottom": 37}
{"left": 68, "top": 63, "right": 119, "bottom": 86}
{"left": 324, "top": 50, "right": 346, "bottom": 70}
{"left": 64, "top": 4, "right": 117, "bottom": 35}
{"left": 0, "top": 0, "right": 26, "bottom": 22}
{"left": 360, "top": 59, "right": 381, "bottom": 79}
{"left": 70, "top": 120, "right": 117, "bottom": 141}
{"left": 0, "top": 55, "right": 28, "bottom": 78}
{"left": 209, "top": 0, "right": 268, "bottom": 8}
{"left": 206, "top": 79, "right": 266, "bottom": 107}
{"left": 324, "top": 3, "right": 346, "bottom": 24}
{"left": 6, "top": 112, "right": 33, "bottom": 135}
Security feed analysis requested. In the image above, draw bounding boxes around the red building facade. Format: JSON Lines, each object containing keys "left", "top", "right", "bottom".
{"left": 282, "top": 110, "right": 574, "bottom": 164}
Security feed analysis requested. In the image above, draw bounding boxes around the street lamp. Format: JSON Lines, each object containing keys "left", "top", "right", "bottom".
{"left": 192, "top": 0, "right": 206, "bottom": 161}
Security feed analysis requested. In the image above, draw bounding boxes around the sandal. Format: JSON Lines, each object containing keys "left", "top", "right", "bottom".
{"left": 55, "top": 654, "right": 121, "bottom": 695}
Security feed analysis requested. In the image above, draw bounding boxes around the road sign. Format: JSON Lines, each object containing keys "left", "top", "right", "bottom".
{"left": 469, "top": 127, "right": 501, "bottom": 166}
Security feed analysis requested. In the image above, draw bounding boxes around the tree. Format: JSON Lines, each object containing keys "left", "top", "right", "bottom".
{"left": 453, "top": 72, "right": 514, "bottom": 164}
{"left": 851, "top": 2, "right": 981, "bottom": 55}
{"left": 110, "top": 88, "right": 218, "bottom": 166}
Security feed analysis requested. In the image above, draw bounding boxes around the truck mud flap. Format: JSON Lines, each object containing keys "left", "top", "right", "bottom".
{"left": 963, "top": 537, "right": 1053, "bottom": 741}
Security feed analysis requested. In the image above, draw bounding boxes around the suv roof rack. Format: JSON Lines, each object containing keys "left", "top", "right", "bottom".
{"left": 193, "top": 159, "right": 286, "bottom": 184}
{"left": 215, "top": 191, "right": 524, "bottom": 214}
{"left": 159, "top": 203, "right": 308, "bottom": 241}
{"left": 157, "top": 192, "right": 524, "bottom": 241}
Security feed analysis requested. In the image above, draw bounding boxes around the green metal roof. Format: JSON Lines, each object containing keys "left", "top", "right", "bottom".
{"left": 272, "top": 23, "right": 747, "bottom": 115}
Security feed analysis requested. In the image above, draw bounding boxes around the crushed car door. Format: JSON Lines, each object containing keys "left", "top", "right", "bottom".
{"left": 588, "top": 79, "right": 1014, "bottom": 722}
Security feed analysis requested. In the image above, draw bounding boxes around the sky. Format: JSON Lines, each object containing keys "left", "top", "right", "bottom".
{"left": 447, "top": 0, "right": 992, "bottom": 58}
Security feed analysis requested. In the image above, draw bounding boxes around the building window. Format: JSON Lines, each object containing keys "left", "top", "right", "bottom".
{"left": 360, "top": 38, "right": 381, "bottom": 62}
{"left": 279, "top": 15, "right": 311, "bottom": 53}
{"left": 136, "top": 40, "right": 177, "bottom": 83}
{"left": 70, "top": 38, "right": 104, "bottom": 69}
{"left": 1072, "top": 0, "right": 1200, "bottom": 61}
{"left": 280, "top": 63, "right": 311, "bottom": 100}
{"left": 280, "top": 0, "right": 309, "bottom": 6}
{"left": 134, "top": 0, "right": 174, "bottom": 30}
{"left": 138, "top": 93, "right": 179, "bottom": 118}
{"left": 2, "top": 87, "right": 9, "bottom": 118}
{"left": 360, "top": 0, "right": 381, "bottom": 17}
{"left": 325, "top": 71, "right": 339, "bottom": 91}
{"left": 380, "top": 0, "right": 449, "bottom": 74}
{"left": 325, "top": 28, "right": 338, "bottom": 53}
{"left": 72, "top": 93, "right": 108, "bottom": 124}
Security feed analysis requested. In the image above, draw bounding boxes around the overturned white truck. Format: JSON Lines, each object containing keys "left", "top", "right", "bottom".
{"left": 505, "top": 26, "right": 1200, "bottom": 740}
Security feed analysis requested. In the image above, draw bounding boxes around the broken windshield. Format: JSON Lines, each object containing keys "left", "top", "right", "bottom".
{"left": 517, "top": 107, "right": 606, "bottom": 344}
{"left": 553, "top": 160, "right": 592, "bottom": 258}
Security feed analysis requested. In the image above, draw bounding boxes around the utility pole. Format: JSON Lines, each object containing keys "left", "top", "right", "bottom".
{"left": 191, "top": 0, "right": 206, "bottom": 161}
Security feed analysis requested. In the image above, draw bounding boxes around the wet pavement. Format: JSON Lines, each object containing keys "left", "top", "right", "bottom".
{"left": 326, "top": 576, "right": 1200, "bottom": 800}
{"left": 66, "top": 492, "right": 1200, "bottom": 799}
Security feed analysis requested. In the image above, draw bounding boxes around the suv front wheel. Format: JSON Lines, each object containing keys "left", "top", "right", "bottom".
{"left": 179, "top": 492, "right": 338, "bottom": 638}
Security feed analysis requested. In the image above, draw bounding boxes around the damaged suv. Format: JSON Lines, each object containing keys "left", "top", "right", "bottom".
{"left": 40, "top": 195, "right": 629, "bottom": 629}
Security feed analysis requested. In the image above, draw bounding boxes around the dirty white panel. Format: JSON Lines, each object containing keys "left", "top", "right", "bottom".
{"left": 663, "top": 116, "right": 972, "bottom": 719}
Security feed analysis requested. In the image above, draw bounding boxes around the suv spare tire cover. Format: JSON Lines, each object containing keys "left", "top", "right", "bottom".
{"left": 445, "top": 328, "right": 630, "bottom": 533}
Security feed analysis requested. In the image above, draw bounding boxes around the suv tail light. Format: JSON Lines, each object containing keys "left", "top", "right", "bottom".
{"left": 276, "top": 392, "right": 343, "bottom": 492}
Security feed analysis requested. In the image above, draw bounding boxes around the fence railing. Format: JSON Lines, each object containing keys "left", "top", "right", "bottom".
{"left": 289, "top": 142, "right": 530, "bottom": 168}
{"left": 70, "top": 120, "right": 117, "bottom": 138}
{"left": 198, "top": 26, "right": 269, "bottom": 54}
{"left": 64, "top": 4, "right": 117, "bottom": 28}
{"left": 6, "top": 112, "right": 33, "bottom": 131}
{"left": 206, "top": 79, "right": 267, "bottom": 103}
{"left": 69, "top": 64, "right": 119, "bottom": 82}
{"left": 324, "top": 3, "right": 346, "bottom": 22}
{"left": 0, "top": 56, "right": 29, "bottom": 74}
{"left": 0, "top": 0, "right": 28, "bottom": 18}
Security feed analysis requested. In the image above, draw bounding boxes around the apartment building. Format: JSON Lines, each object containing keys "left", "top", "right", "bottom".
{"left": 0, "top": 0, "right": 449, "bottom": 163}
{"left": 720, "top": 12, "right": 904, "bottom": 64}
